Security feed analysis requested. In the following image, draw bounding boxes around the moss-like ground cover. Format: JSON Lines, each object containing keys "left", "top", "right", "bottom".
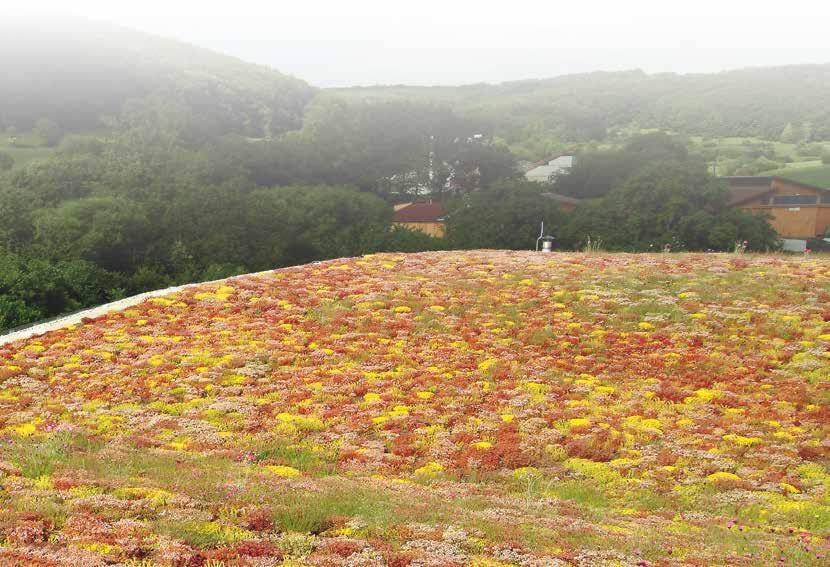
{"left": 0, "top": 251, "right": 828, "bottom": 565}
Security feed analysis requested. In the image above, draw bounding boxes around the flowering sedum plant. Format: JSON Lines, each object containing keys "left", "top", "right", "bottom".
{"left": 0, "top": 251, "right": 828, "bottom": 565}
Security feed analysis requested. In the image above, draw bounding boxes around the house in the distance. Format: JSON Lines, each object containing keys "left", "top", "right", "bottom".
{"left": 525, "top": 155, "right": 575, "bottom": 183}
{"left": 540, "top": 191, "right": 581, "bottom": 213}
{"left": 723, "top": 175, "right": 830, "bottom": 244}
{"left": 392, "top": 201, "right": 446, "bottom": 237}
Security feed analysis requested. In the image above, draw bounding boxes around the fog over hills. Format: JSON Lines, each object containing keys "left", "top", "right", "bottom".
{"left": 15, "top": 1, "right": 828, "bottom": 87}
{"left": 0, "top": 18, "right": 314, "bottom": 135}
{"left": 335, "top": 64, "right": 830, "bottom": 144}
{"left": 3, "top": 17, "right": 829, "bottom": 147}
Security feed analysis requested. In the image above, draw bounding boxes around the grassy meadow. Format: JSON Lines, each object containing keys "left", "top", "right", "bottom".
{"left": 0, "top": 129, "right": 58, "bottom": 169}
{"left": 764, "top": 165, "right": 830, "bottom": 188}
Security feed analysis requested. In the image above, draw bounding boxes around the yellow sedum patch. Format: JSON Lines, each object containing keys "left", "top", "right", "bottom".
{"left": 414, "top": 461, "right": 445, "bottom": 479}
{"left": 706, "top": 471, "right": 742, "bottom": 486}
{"left": 265, "top": 465, "right": 302, "bottom": 478}
{"left": 722, "top": 434, "right": 763, "bottom": 447}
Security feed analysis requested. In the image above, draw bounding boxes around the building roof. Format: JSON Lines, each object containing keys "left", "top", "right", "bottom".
{"left": 530, "top": 152, "right": 577, "bottom": 167}
{"left": 392, "top": 201, "right": 446, "bottom": 223}
{"left": 728, "top": 187, "right": 773, "bottom": 206}
{"left": 540, "top": 192, "right": 581, "bottom": 206}
{"left": 722, "top": 176, "right": 775, "bottom": 186}
{"left": 773, "top": 176, "right": 830, "bottom": 192}
{"left": 721, "top": 175, "right": 830, "bottom": 206}
{"left": 721, "top": 177, "right": 775, "bottom": 206}
{"left": 526, "top": 165, "right": 561, "bottom": 179}
{"left": 526, "top": 155, "right": 575, "bottom": 181}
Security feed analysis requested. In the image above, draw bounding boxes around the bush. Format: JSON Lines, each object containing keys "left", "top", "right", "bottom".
{"left": 381, "top": 225, "right": 447, "bottom": 252}
{"left": 0, "top": 151, "right": 14, "bottom": 171}
{"left": 201, "top": 263, "right": 246, "bottom": 282}
{"left": 126, "top": 266, "right": 172, "bottom": 294}
{"left": 58, "top": 135, "right": 105, "bottom": 156}
{"left": 796, "top": 143, "right": 825, "bottom": 159}
{"left": 0, "top": 295, "right": 41, "bottom": 330}
{"left": 807, "top": 238, "right": 830, "bottom": 252}
{"left": 243, "top": 185, "right": 391, "bottom": 269}
{"left": 33, "top": 118, "right": 63, "bottom": 147}
{"left": 0, "top": 255, "right": 119, "bottom": 330}
{"left": 559, "top": 161, "right": 779, "bottom": 252}
{"left": 446, "top": 180, "right": 566, "bottom": 250}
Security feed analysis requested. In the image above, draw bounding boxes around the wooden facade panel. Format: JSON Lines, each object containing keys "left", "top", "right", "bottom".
{"left": 816, "top": 208, "right": 830, "bottom": 237}
{"left": 766, "top": 207, "right": 818, "bottom": 239}
{"left": 742, "top": 205, "right": 821, "bottom": 239}
{"left": 740, "top": 197, "right": 766, "bottom": 208}
{"left": 770, "top": 178, "right": 824, "bottom": 197}
{"left": 393, "top": 221, "right": 446, "bottom": 238}
{"left": 734, "top": 178, "right": 829, "bottom": 239}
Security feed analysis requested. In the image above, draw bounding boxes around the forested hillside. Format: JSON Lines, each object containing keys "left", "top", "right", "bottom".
{"left": 0, "top": 19, "right": 315, "bottom": 137}
{"left": 0, "top": 21, "right": 798, "bottom": 333}
{"left": 0, "top": 22, "right": 517, "bottom": 332}
{"left": 335, "top": 65, "right": 830, "bottom": 158}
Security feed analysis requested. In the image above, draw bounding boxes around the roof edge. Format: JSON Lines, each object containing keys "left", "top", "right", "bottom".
{"left": 771, "top": 175, "right": 830, "bottom": 192}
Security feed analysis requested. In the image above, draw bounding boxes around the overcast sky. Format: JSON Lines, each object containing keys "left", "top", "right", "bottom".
{"left": 9, "top": 0, "right": 830, "bottom": 86}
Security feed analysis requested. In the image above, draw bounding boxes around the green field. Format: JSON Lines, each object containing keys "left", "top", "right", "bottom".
{"left": 0, "top": 128, "right": 111, "bottom": 169}
{"left": 696, "top": 136, "right": 830, "bottom": 161}
{"left": 0, "top": 130, "right": 56, "bottom": 168}
{"left": 0, "top": 145, "right": 56, "bottom": 168}
{"left": 685, "top": 136, "right": 830, "bottom": 178}
{"left": 766, "top": 164, "right": 830, "bottom": 188}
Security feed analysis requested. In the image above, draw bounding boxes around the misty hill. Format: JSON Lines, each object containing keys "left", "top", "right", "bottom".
{"left": 0, "top": 22, "right": 817, "bottom": 335}
{"left": 334, "top": 65, "right": 830, "bottom": 152}
{"left": 0, "top": 19, "right": 315, "bottom": 138}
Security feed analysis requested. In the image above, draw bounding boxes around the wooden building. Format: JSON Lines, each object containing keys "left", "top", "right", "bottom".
{"left": 392, "top": 201, "right": 446, "bottom": 237}
{"left": 724, "top": 176, "right": 830, "bottom": 240}
{"left": 541, "top": 191, "right": 581, "bottom": 213}
{"left": 525, "top": 155, "right": 575, "bottom": 183}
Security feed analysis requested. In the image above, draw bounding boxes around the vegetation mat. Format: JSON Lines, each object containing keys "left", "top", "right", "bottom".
{"left": 0, "top": 251, "right": 828, "bottom": 565}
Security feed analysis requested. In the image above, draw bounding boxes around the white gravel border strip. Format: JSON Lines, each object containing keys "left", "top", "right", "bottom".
{"left": 0, "top": 257, "right": 357, "bottom": 347}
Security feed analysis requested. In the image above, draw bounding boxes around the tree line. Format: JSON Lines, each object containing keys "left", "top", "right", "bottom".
{"left": 0, "top": 22, "right": 783, "bottom": 332}
{"left": 336, "top": 65, "right": 830, "bottom": 160}
{"left": 445, "top": 134, "right": 776, "bottom": 252}
{"left": 0, "top": 95, "right": 511, "bottom": 331}
{"left": 0, "top": 98, "right": 778, "bottom": 333}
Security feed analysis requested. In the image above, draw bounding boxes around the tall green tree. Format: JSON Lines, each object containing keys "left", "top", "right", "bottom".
{"left": 243, "top": 185, "right": 390, "bottom": 269}
{"left": 554, "top": 133, "right": 689, "bottom": 199}
{"left": 267, "top": 98, "right": 515, "bottom": 197}
{"left": 33, "top": 196, "right": 152, "bottom": 272}
{"left": 445, "top": 181, "right": 565, "bottom": 250}
{"left": 780, "top": 122, "right": 803, "bottom": 144}
{"left": 33, "top": 118, "right": 63, "bottom": 147}
{"left": 0, "top": 152, "right": 14, "bottom": 171}
{"left": 559, "top": 161, "right": 779, "bottom": 251}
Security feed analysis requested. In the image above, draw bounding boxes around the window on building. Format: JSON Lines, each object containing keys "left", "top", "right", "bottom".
{"left": 772, "top": 194, "right": 818, "bottom": 205}
{"left": 822, "top": 192, "right": 830, "bottom": 204}
{"left": 759, "top": 195, "right": 771, "bottom": 205}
